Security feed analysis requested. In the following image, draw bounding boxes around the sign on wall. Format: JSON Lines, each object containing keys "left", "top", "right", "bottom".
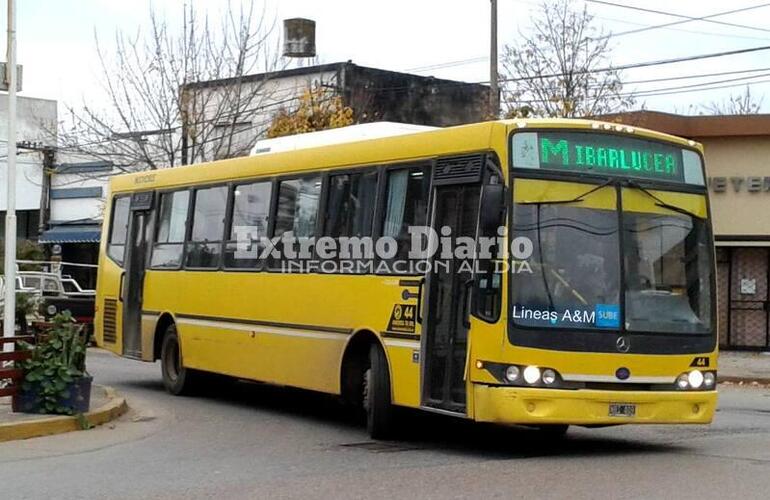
{"left": 708, "top": 176, "right": 770, "bottom": 193}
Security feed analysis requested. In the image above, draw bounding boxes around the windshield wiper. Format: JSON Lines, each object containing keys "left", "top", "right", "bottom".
{"left": 518, "top": 179, "right": 614, "bottom": 206}
{"left": 626, "top": 180, "right": 704, "bottom": 220}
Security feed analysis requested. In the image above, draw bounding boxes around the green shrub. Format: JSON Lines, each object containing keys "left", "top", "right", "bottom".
{"left": 18, "top": 311, "right": 89, "bottom": 415}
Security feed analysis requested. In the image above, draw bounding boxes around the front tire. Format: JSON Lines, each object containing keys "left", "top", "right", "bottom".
{"left": 364, "top": 343, "right": 395, "bottom": 439}
{"left": 160, "top": 324, "right": 200, "bottom": 396}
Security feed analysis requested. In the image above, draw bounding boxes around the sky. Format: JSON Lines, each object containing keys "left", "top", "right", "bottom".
{"left": 3, "top": 0, "right": 770, "bottom": 115}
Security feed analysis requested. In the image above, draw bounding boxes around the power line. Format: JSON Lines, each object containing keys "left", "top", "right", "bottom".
{"left": 405, "top": 1, "right": 770, "bottom": 75}
{"left": 504, "top": 67, "right": 770, "bottom": 96}
{"left": 405, "top": 57, "right": 487, "bottom": 73}
{"left": 627, "top": 77, "right": 770, "bottom": 99}
{"left": 404, "top": 44, "right": 770, "bottom": 91}
{"left": 629, "top": 71, "right": 770, "bottom": 97}
{"left": 508, "top": 73, "right": 770, "bottom": 104}
{"left": 586, "top": 0, "right": 770, "bottom": 38}
{"left": 594, "top": 13, "right": 770, "bottom": 42}
{"left": 623, "top": 66, "right": 770, "bottom": 86}
{"left": 498, "top": 44, "right": 770, "bottom": 84}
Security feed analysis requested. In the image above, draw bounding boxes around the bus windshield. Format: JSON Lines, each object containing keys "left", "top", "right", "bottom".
{"left": 511, "top": 179, "right": 712, "bottom": 334}
{"left": 621, "top": 186, "right": 712, "bottom": 334}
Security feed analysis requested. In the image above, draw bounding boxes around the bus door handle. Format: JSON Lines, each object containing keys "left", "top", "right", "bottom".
{"left": 462, "top": 278, "right": 474, "bottom": 329}
{"left": 400, "top": 277, "right": 426, "bottom": 324}
{"left": 118, "top": 272, "right": 125, "bottom": 302}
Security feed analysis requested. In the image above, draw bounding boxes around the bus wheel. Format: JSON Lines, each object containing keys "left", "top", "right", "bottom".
{"left": 160, "top": 324, "right": 199, "bottom": 396}
{"left": 363, "top": 343, "right": 395, "bottom": 440}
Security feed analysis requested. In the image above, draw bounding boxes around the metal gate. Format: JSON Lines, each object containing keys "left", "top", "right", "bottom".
{"left": 718, "top": 247, "right": 770, "bottom": 349}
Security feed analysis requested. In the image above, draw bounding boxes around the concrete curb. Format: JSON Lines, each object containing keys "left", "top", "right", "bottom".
{"left": 0, "top": 385, "right": 128, "bottom": 443}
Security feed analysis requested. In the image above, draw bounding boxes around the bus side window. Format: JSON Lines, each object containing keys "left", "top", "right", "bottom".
{"left": 151, "top": 190, "right": 190, "bottom": 269}
{"left": 185, "top": 185, "right": 228, "bottom": 269}
{"left": 107, "top": 196, "right": 131, "bottom": 266}
{"left": 271, "top": 175, "right": 322, "bottom": 269}
{"left": 379, "top": 164, "right": 431, "bottom": 272}
{"left": 323, "top": 170, "right": 378, "bottom": 271}
{"left": 224, "top": 181, "right": 272, "bottom": 270}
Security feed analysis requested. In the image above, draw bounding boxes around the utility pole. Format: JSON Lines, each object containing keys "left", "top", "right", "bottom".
{"left": 3, "top": 0, "right": 17, "bottom": 344}
{"left": 17, "top": 141, "right": 56, "bottom": 236}
{"left": 489, "top": 0, "right": 500, "bottom": 119}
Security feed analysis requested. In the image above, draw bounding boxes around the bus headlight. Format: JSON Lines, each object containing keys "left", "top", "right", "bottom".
{"left": 676, "top": 373, "right": 690, "bottom": 390}
{"left": 523, "top": 366, "right": 541, "bottom": 384}
{"left": 688, "top": 370, "right": 704, "bottom": 389}
{"left": 542, "top": 369, "right": 557, "bottom": 385}
{"left": 46, "top": 304, "right": 57, "bottom": 316}
{"left": 505, "top": 365, "right": 521, "bottom": 382}
{"left": 703, "top": 371, "right": 716, "bottom": 388}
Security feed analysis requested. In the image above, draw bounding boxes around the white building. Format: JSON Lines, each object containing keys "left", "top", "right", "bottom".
{"left": 36, "top": 158, "right": 121, "bottom": 288}
{"left": 0, "top": 95, "right": 57, "bottom": 240}
{"left": 1, "top": 96, "right": 115, "bottom": 287}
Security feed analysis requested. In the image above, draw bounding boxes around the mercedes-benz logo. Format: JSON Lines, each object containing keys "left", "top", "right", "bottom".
{"left": 616, "top": 336, "right": 630, "bottom": 353}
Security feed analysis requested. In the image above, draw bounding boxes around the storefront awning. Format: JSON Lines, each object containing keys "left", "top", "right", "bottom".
{"left": 39, "top": 224, "right": 101, "bottom": 244}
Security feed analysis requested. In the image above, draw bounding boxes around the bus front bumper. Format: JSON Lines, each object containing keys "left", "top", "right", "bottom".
{"left": 473, "top": 384, "right": 717, "bottom": 425}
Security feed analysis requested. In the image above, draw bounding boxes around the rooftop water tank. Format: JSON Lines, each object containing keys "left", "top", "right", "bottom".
{"left": 283, "top": 18, "right": 316, "bottom": 58}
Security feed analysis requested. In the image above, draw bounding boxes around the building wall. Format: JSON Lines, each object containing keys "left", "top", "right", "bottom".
{"left": 185, "top": 70, "right": 338, "bottom": 163}
{"left": 701, "top": 136, "right": 770, "bottom": 238}
{"left": 49, "top": 164, "right": 112, "bottom": 223}
{"left": 701, "top": 135, "right": 770, "bottom": 350}
{"left": 345, "top": 65, "right": 489, "bottom": 127}
{"left": 183, "top": 63, "right": 490, "bottom": 164}
{"left": 0, "top": 96, "right": 57, "bottom": 212}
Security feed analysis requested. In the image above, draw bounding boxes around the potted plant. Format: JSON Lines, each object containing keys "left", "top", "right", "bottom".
{"left": 15, "top": 311, "right": 92, "bottom": 415}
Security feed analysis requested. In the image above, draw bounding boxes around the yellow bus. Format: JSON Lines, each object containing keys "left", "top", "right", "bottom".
{"left": 95, "top": 119, "right": 717, "bottom": 438}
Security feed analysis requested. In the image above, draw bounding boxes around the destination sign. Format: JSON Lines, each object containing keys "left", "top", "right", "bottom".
{"left": 512, "top": 131, "right": 696, "bottom": 184}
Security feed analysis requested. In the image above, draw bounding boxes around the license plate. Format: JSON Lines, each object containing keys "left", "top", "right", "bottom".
{"left": 609, "top": 403, "right": 636, "bottom": 417}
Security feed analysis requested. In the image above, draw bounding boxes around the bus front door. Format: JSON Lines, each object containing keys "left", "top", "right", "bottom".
{"left": 122, "top": 193, "right": 153, "bottom": 359}
{"left": 423, "top": 182, "right": 480, "bottom": 414}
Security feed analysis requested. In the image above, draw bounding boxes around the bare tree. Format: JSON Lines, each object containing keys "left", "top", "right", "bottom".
{"left": 501, "top": 0, "right": 633, "bottom": 118}
{"left": 56, "top": 1, "right": 283, "bottom": 171}
{"left": 702, "top": 86, "right": 765, "bottom": 115}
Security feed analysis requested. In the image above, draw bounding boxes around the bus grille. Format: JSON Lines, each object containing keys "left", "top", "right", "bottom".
{"left": 433, "top": 154, "right": 484, "bottom": 185}
{"left": 103, "top": 299, "right": 117, "bottom": 343}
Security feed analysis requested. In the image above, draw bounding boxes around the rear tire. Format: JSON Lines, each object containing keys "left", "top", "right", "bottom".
{"left": 160, "top": 324, "right": 201, "bottom": 396}
{"left": 364, "top": 343, "right": 395, "bottom": 439}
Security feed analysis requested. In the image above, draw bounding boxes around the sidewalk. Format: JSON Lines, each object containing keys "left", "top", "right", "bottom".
{"left": 0, "top": 384, "right": 127, "bottom": 442}
{"left": 719, "top": 350, "right": 770, "bottom": 384}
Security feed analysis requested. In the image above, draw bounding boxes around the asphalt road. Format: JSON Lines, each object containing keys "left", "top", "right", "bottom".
{"left": 2, "top": 348, "right": 770, "bottom": 500}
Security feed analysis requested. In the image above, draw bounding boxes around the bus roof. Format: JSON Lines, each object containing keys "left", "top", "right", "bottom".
{"left": 250, "top": 122, "right": 437, "bottom": 155}
{"left": 107, "top": 118, "right": 701, "bottom": 194}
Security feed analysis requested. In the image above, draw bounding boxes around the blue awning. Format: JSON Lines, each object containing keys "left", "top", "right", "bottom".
{"left": 39, "top": 224, "right": 101, "bottom": 244}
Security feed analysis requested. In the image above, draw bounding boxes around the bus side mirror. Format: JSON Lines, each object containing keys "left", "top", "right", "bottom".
{"left": 479, "top": 184, "right": 505, "bottom": 236}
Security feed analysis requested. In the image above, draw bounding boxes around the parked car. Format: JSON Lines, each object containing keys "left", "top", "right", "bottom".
{"left": 1, "top": 270, "right": 95, "bottom": 336}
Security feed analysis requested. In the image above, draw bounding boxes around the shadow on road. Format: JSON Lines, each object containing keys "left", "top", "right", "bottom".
{"left": 120, "top": 373, "right": 684, "bottom": 459}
